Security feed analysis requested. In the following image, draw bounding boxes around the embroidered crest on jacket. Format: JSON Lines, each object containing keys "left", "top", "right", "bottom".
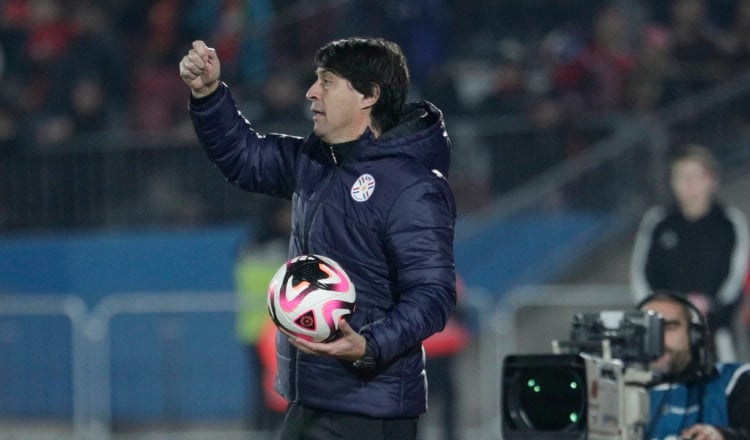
{"left": 351, "top": 174, "right": 376, "bottom": 202}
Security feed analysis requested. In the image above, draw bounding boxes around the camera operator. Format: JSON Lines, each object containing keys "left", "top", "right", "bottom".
{"left": 638, "top": 291, "right": 750, "bottom": 440}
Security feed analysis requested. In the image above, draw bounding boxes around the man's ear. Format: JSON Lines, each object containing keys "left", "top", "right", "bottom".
{"left": 361, "top": 84, "right": 380, "bottom": 110}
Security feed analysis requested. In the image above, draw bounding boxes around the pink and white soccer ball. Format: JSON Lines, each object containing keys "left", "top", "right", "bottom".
{"left": 267, "top": 254, "right": 356, "bottom": 342}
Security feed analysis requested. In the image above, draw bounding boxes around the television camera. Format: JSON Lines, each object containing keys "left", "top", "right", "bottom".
{"left": 502, "top": 310, "right": 664, "bottom": 440}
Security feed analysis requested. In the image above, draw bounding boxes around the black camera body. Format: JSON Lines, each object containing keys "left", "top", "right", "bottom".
{"left": 567, "top": 311, "right": 664, "bottom": 363}
{"left": 502, "top": 310, "right": 664, "bottom": 440}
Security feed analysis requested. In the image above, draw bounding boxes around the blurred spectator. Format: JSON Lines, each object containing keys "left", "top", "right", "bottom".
{"left": 630, "top": 144, "right": 750, "bottom": 362}
{"left": 182, "top": 0, "right": 275, "bottom": 90}
{"left": 740, "top": 263, "right": 750, "bottom": 361}
{"left": 253, "top": 70, "right": 307, "bottom": 125}
{"left": 2, "top": 0, "right": 749, "bottom": 230}
{"left": 270, "top": 0, "right": 348, "bottom": 71}
{"left": 626, "top": 24, "right": 673, "bottom": 112}
{"left": 25, "top": 0, "right": 76, "bottom": 69}
{"left": 127, "top": 0, "right": 190, "bottom": 133}
{"left": 420, "top": 63, "right": 464, "bottom": 116}
{"left": 0, "top": 38, "right": 18, "bottom": 229}
{"left": 0, "top": 103, "right": 20, "bottom": 153}
{"left": 470, "top": 30, "right": 576, "bottom": 197}
{"left": 421, "top": 275, "right": 472, "bottom": 440}
{"left": 475, "top": 38, "right": 530, "bottom": 116}
{"left": 181, "top": 0, "right": 224, "bottom": 39}
{"left": 23, "top": 0, "right": 76, "bottom": 107}
{"left": 142, "top": 0, "right": 183, "bottom": 64}
{"left": 34, "top": 3, "right": 126, "bottom": 148}
{"left": 256, "top": 321, "right": 287, "bottom": 431}
{"left": 215, "top": 0, "right": 274, "bottom": 89}
{"left": 723, "top": 0, "right": 750, "bottom": 75}
{"left": 381, "top": 0, "right": 452, "bottom": 91}
{"left": 664, "top": 0, "right": 732, "bottom": 96}
{"left": 554, "top": 2, "right": 636, "bottom": 113}
{"left": 0, "top": 0, "right": 30, "bottom": 80}
{"left": 33, "top": 77, "right": 104, "bottom": 149}
{"left": 234, "top": 198, "right": 290, "bottom": 434}
{"left": 128, "top": 65, "right": 188, "bottom": 134}
{"left": 488, "top": 93, "right": 572, "bottom": 196}
{"left": 0, "top": 42, "right": 21, "bottom": 153}
{"left": 180, "top": 0, "right": 225, "bottom": 41}
{"left": 348, "top": 0, "right": 452, "bottom": 92}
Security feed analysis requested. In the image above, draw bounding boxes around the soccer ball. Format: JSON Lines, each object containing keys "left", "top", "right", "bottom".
{"left": 267, "top": 254, "right": 356, "bottom": 342}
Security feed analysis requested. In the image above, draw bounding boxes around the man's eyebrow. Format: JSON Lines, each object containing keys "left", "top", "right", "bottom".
{"left": 316, "top": 68, "right": 345, "bottom": 79}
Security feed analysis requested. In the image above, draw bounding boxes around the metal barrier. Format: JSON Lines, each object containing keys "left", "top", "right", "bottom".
{"left": 0, "top": 293, "right": 242, "bottom": 440}
{"left": 84, "top": 292, "right": 239, "bottom": 440}
{"left": 0, "top": 295, "right": 88, "bottom": 439}
{"left": 1, "top": 290, "right": 496, "bottom": 439}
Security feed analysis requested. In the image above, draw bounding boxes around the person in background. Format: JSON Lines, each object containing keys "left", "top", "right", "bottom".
{"left": 420, "top": 274, "right": 472, "bottom": 440}
{"left": 631, "top": 144, "right": 749, "bottom": 361}
{"left": 234, "top": 198, "right": 290, "bottom": 436}
{"left": 638, "top": 291, "right": 750, "bottom": 440}
{"left": 180, "top": 36, "right": 457, "bottom": 440}
{"left": 663, "top": 0, "right": 732, "bottom": 96}
{"left": 256, "top": 320, "right": 287, "bottom": 431}
{"left": 738, "top": 266, "right": 750, "bottom": 361}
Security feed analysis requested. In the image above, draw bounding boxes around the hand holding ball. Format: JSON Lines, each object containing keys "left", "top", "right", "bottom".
{"left": 267, "top": 254, "right": 356, "bottom": 342}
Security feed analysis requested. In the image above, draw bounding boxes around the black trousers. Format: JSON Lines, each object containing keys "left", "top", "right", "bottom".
{"left": 424, "top": 356, "right": 459, "bottom": 440}
{"left": 276, "top": 403, "right": 419, "bottom": 440}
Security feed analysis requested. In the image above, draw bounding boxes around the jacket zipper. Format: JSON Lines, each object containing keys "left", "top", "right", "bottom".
{"left": 295, "top": 150, "right": 339, "bottom": 402}
{"left": 329, "top": 144, "right": 338, "bottom": 165}
{"left": 302, "top": 166, "right": 338, "bottom": 252}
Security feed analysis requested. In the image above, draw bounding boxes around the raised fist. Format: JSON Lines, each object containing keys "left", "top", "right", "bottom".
{"left": 179, "top": 40, "right": 221, "bottom": 98}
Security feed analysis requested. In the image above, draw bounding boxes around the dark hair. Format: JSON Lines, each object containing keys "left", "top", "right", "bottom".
{"left": 637, "top": 290, "right": 714, "bottom": 378}
{"left": 637, "top": 291, "right": 698, "bottom": 329}
{"left": 314, "top": 37, "right": 410, "bottom": 133}
{"left": 670, "top": 144, "right": 720, "bottom": 178}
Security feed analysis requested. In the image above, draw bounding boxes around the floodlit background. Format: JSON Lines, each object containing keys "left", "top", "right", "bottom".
{"left": 2, "top": 0, "right": 750, "bottom": 439}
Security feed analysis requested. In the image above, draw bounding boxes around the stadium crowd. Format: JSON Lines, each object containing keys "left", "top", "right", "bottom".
{"left": 2, "top": 0, "right": 750, "bottom": 228}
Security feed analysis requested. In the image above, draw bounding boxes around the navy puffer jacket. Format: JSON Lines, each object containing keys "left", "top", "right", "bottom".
{"left": 189, "top": 83, "right": 457, "bottom": 418}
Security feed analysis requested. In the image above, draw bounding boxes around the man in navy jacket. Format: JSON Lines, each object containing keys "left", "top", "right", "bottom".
{"left": 180, "top": 37, "right": 457, "bottom": 440}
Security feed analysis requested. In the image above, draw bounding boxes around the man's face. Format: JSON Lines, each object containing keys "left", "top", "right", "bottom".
{"left": 670, "top": 158, "right": 716, "bottom": 215}
{"left": 306, "top": 68, "right": 369, "bottom": 144}
{"left": 641, "top": 299, "right": 693, "bottom": 376}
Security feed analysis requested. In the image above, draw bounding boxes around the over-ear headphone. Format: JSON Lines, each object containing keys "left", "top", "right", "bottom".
{"left": 636, "top": 290, "right": 714, "bottom": 377}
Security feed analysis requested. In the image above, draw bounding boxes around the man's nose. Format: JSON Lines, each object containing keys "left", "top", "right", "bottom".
{"left": 306, "top": 84, "right": 318, "bottom": 100}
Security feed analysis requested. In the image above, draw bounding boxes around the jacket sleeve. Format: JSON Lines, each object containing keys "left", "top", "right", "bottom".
{"left": 188, "top": 82, "right": 302, "bottom": 199}
{"left": 362, "top": 174, "right": 457, "bottom": 364}
{"left": 707, "top": 207, "right": 750, "bottom": 330}
{"left": 716, "top": 206, "right": 750, "bottom": 307}
{"left": 630, "top": 206, "right": 666, "bottom": 304}
{"left": 723, "top": 365, "right": 750, "bottom": 440}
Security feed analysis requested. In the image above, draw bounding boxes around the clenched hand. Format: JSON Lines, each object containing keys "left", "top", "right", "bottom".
{"left": 179, "top": 40, "right": 221, "bottom": 98}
